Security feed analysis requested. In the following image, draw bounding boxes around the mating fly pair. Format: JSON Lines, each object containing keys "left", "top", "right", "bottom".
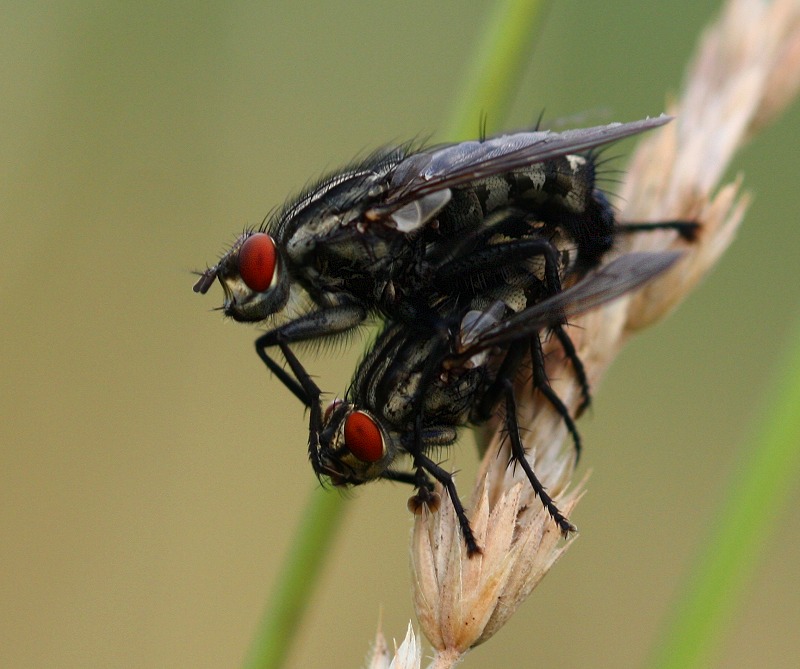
{"left": 194, "top": 115, "right": 696, "bottom": 553}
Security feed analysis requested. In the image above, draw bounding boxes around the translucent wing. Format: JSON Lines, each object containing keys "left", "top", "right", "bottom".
{"left": 376, "top": 116, "right": 672, "bottom": 216}
{"left": 457, "top": 251, "right": 681, "bottom": 355}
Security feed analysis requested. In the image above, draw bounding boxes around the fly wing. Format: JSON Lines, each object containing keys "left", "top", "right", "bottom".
{"left": 377, "top": 116, "right": 672, "bottom": 217}
{"left": 458, "top": 251, "right": 681, "bottom": 355}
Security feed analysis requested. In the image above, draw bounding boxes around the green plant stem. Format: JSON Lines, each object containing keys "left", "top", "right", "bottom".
{"left": 445, "top": 0, "right": 552, "bottom": 140}
{"left": 242, "top": 488, "right": 345, "bottom": 669}
{"left": 243, "top": 2, "right": 550, "bottom": 667}
{"left": 648, "top": 321, "right": 800, "bottom": 669}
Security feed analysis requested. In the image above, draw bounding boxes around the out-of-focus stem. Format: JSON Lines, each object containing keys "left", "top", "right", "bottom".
{"left": 444, "top": 0, "right": 553, "bottom": 140}
{"left": 648, "top": 319, "right": 800, "bottom": 669}
{"left": 242, "top": 488, "right": 345, "bottom": 669}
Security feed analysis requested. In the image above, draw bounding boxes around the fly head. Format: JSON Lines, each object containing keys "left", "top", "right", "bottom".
{"left": 193, "top": 231, "right": 291, "bottom": 322}
{"left": 315, "top": 400, "right": 398, "bottom": 486}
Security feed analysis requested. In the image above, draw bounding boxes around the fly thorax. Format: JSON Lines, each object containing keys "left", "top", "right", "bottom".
{"left": 424, "top": 370, "right": 481, "bottom": 424}
{"left": 382, "top": 370, "right": 421, "bottom": 424}
{"left": 434, "top": 189, "right": 483, "bottom": 238}
{"left": 284, "top": 212, "right": 344, "bottom": 261}
{"left": 277, "top": 282, "right": 316, "bottom": 324}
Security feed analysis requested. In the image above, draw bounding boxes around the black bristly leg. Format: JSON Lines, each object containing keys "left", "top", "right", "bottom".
{"left": 404, "top": 423, "right": 458, "bottom": 514}
{"left": 380, "top": 469, "right": 424, "bottom": 487}
{"left": 412, "top": 448, "right": 481, "bottom": 556}
{"left": 530, "top": 334, "right": 582, "bottom": 462}
{"left": 618, "top": 220, "right": 699, "bottom": 241}
{"left": 425, "top": 206, "right": 525, "bottom": 267}
{"left": 436, "top": 237, "right": 563, "bottom": 299}
{"left": 381, "top": 467, "right": 440, "bottom": 510}
{"left": 473, "top": 339, "right": 528, "bottom": 423}
{"left": 254, "top": 341, "right": 310, "bottom": 407}
{"left": 252, "top": 300, "right": 367, "bottom": 403}
{"left": 475, "top": 322, "right": 582, "bottom": 463}
{"left": 404, "top": 467, "right": 442, "bottom": 515}
{"left": 501, "top": 378, "right": 576, "bottom": 538}
{"left": 471, "top": 333, "right": 582, "bottom": 464}
{"left": 553, "top": 325, "right": 591, "bottom": 416}
{"left": 274, "top": 342, "right": 325, "bottom": 475}
{"left": 257, "top": 301, "right": 368, "bottom": 345}
{"left": 404, "top": 405, "right": 481, "bottom": 556}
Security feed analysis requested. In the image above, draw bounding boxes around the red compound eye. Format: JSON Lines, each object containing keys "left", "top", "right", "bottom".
{"left": 238, "top": 233, "right": 276, "bottom": 292}
{"left": 343, "top": 411, "right": 384, "bottom": 463}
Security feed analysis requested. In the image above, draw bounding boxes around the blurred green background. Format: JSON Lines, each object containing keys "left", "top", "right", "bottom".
{"left": 2, "top": 2, "right": 799, "bottom": 667}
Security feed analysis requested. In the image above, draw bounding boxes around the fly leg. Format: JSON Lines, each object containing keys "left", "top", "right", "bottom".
{"left": 435, "top": 236, "right": 564, "bottom": 302}
{"left": 439, "top": 232, "right": 590, "bottom": 425}
{"left": 501, "top": 377, "right": 576, "bottom": 538}
{"left": 618, "top": 220, "right": 699, "bottom": 241}
{"left": 552, "top": 325, "right": 591, "bottom": 416}
{"left": 530, "top": 334, "right": 583, "bottom": 461}
{"left": 402, "top": 338, "right": 481, "bottom": 556}
{"left": 253, "top": 300, "right": 367, "bottom": 403}
{"left": 473, "top": 335, "right": 581, "bottom": 465}
{"left": 473, "top": 340, "right": 528, "bottom": 422}
{"left": 381, "top": 466, "right": 443, "bottom": 516}
{"left": 273, "top": 341, "right": 325, "bottom": 476}
{"left": 255, "top": 345, "right": 309, "bottom": 407}
{"left": 408, "top": 414, "right": 481, "bottom": 556}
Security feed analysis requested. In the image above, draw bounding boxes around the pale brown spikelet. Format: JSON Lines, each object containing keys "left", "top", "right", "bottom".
{"left": 411, "top": 473, "right": 586, "bottom": 655}
{"left": 366, "top": 627, "right": 391, "bottom": 669}
{"left": 365, "top": 623, "right": 422, "bottom": 669}
{"left": 406, "top": 1, "right": 800, "bottom": 666}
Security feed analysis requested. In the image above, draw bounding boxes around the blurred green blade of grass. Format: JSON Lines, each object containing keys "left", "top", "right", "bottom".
{"left": 444, "top": 0, "right": 552, "bottom": 140}
{"left": 649, "top": 319, "right": 800, "bottom": 669}
{"left": 242, "top": 488, "right": 345, "bottom": 669}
